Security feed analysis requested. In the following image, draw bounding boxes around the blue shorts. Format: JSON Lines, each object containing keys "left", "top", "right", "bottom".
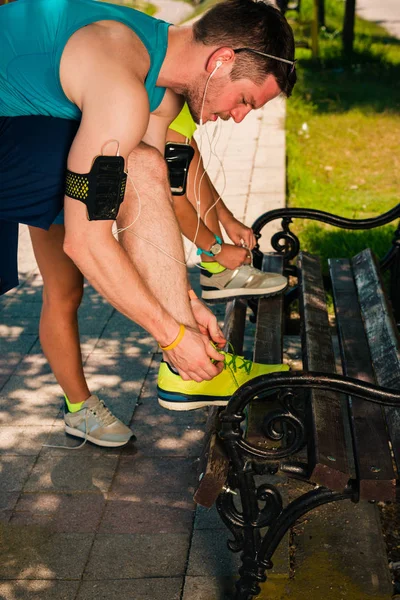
{"left": 0, "top": 116, "right": 79, "bottom": 295}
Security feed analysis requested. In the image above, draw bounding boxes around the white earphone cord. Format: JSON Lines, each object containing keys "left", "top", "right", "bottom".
{"left": 111, "top": 61, "right": 227, "bottom": 268}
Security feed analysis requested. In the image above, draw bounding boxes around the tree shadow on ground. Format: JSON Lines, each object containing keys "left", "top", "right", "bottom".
{"left": 291, "top": 11, "right": 400, "bottom": 116}
{"left": 296, "top": 53, "right": 400, "bottom": 115}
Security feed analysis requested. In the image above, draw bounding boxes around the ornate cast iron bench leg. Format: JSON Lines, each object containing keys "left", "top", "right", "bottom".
{"left": 216, "top": 372, "right": 400, "bottom": 600}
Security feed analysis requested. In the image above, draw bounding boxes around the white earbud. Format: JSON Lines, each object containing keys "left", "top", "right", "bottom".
{"left": 209, "top": 60, "right": 222, "bottom": 79}
{"left": 200, "top": 60, "right": 223, "bottom": 125}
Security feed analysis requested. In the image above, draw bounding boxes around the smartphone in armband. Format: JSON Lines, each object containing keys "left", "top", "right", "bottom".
{"left": 65, "top": 155, "right": 127, "bottom": 221}
{"left": 88, "top": 156, "right": 127, "bottom": 220}
{"left": 164, "top": 142, "right": 195, "bottom": 196}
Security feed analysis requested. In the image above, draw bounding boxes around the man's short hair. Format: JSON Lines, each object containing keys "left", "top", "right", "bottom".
{"left": 193, "top": 0, "right": 296, "bottom": 97}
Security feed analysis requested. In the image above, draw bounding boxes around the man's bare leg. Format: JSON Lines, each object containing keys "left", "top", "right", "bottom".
{"left": 28, "top": 224, "right": 90, "bottom": 404}
{"left": 117, "top": 143, "right": 198, "bottom": 329}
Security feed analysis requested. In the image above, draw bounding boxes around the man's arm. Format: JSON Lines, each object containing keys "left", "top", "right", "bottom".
{"left": 61, "top": 43, "right": 223, "bottom": 380}
{"left": 63, "top": 77, "right": 180, "bottom": 345}
{"left": 166, "top": 129, "right": 251, "bottom": 269}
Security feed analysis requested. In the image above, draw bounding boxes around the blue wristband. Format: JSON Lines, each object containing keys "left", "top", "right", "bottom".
{"left": 197, "top": 235, "right": 222, "bottom": 257}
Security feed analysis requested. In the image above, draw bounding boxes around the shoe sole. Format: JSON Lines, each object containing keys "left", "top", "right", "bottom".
{"left": 65, "top": 425, "right": 134, "bottom": 447}
{"left": 158, "top": 397, "right": 229, "bottom": 411}
{"left": 201, "top": 283, "right": 287, "bottom": 303}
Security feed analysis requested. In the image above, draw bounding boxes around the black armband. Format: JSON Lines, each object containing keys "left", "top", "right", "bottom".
{"left": 65, "top": 155, "right": 127, "bottom": 221}
{"left": 164, "top": 142, "right": 195, "bottom": 196}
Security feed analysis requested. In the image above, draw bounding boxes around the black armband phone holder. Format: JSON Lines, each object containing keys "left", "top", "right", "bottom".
{"left": 65, "top": 155, "right": 127, "bottom": 221}
{"left": 164, "top": 142, "right": 195, "bottom": 196}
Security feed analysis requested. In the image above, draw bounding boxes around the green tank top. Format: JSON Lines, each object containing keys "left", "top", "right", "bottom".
{"left": 0, "top": 0, "right": 170, "bottom": 119}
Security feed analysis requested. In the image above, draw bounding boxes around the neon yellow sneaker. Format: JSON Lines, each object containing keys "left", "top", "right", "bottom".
{"left": 157, "top": 352, "right": 289, "bottom": 411}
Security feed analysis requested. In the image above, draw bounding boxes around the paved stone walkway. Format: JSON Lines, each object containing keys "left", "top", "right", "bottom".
{"left": 356, "top": 0, "right": 400, "bottom": 38}
{"left": 0, "top": 69, "right": 287, "bottom": 600}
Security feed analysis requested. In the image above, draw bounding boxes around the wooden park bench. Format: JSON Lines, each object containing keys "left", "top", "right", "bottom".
{"left": 194, "top": 204, "right": 400, "bottom": 600}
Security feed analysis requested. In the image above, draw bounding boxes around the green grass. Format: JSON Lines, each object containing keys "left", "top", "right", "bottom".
{"left": 285, "top": 0, "right": 400, "bottom": 265}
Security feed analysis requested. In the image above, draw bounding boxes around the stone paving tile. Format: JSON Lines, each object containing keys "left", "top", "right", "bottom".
{"left": 0, "top": 352, "right": 28, "bottom": 375}
{"left": 0, "top": 525, "right": 94, "bottom": 580}
{"left": 0, "top": 302, "right": 42, "bottom": 319}
{"left": 133, "top": 417, "right": 204, "bottom": 457}
{"left": 132, "top": 399, "right": 205, "bottom": 458}
{"left": 0, "top": 492, "right": 20, "bottom": 513}
{"left": 0, "top": 493, "right": 19, "bottom": 523}
{"left": 97, "top": 312, "right": 158, "bottom": 356}
{"left": 0, "top": 580, "right": 80, "bottom": 600}
{"left": 76, "top": 316, "right": 113, "bottom": 336}
{"left": 0, "top": 511, "right": 12, "bottom": 525}
{"left": 12, "top": 492, "right": 106, "bottom": 533}
{"left": 250, "top": 167, "right": 285, "bottom": 195}
{"left": 0, "top": 456, "right": 36, "bottom": 492}
{"left": 0, "top": 426, "right": 53, "bottom": 455}
{"left": 182, "top": 576, "right": 237, "bottom": 600}
{"left": 78, "top": 301, "right": 114, "bottom": 319}
{"left": 10, "top": 352, "right": 54, "bottom": 377}
{"left": 109, "top": 455, "right": 198, "bottom": 498}
{"left": 258, "top": 131, "right": 285, "bottom": 148}
{"left": 99, "top": 494, "right": 195, "bottom": 534}
{"left": 0, "top": 318, "right": 41, "bottom": 336}
{"left": 215, "top": 176, "right": 251, "bottom": 198}
{"left": 0, "top": 390, "right": 61, "bottom": 426}
{"left": 194, "top": 505, "right": 226, "bottom": 530}
{"left": 187, "top": 529, "right": 241, "bottom": 577}
{"left": 84, "top": 533, "right": 190, "bottom": 579}
{"left": 253, "top": 146, "right": 286, "bottom": 169}
{"left": 6, "top": 286, "right": 43, "bottom": 305}
{"left": 27, "top": 336, "right": 98, "bottom": 358}
{"left": 0, "top": 334, "right": 37, "bottom": 356}
{"left": 131, "top": 363, "right": 206, "bottom": 457}
{"left": 0, "top": 374, "right": 62, "bottom": 400}
{"left": 24, "top": 453, "right": 119, "bottom": 494}
{"left": 76, "top": 578, "right": 182, "bottom": 600}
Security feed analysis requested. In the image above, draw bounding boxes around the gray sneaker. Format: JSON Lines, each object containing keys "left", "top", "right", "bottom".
{"left": 64, "top": 395, "right": 133, "bottom": 448}
{"left": 200, "top": 264, "right": 287, "bottom": 302}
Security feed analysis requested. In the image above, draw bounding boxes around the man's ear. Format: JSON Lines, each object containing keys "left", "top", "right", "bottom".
{"left": 205, "top": 47, "right": 235, "bottom": 74}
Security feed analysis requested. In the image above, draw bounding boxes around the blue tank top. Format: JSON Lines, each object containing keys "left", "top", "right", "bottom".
{"left": 0, "top": 0, "right": 170, "bottom": 119}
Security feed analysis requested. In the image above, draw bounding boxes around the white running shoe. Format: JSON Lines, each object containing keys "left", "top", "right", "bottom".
{"left": 64, "top": 395, "right": 133, "bottom": 448}
{"left": 200, "top": 264, "right": 287, "bottom": 302}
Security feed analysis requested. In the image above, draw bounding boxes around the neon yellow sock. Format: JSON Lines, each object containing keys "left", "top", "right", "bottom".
{"left": 64, "top": 395, "right": 85, "bottom": 413}
{"left": 201, "top": 261, "right": 226, "bottom": 274}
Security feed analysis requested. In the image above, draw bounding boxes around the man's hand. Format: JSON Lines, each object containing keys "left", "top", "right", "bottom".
{"left": 164, "top": 325, "right": 225, "bottom": 382}
{"left": 190, "top": 298, "right": 226, "bottom": 348}
{"left": 222, "top": 216, "right": 256, "bottom": 250}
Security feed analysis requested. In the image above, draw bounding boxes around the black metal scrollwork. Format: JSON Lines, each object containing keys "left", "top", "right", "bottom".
{"left": 252, "top": 203, "right": 400, "bottom": 267}
{"left": 262, "top": 388, "right": 306, "bottom": 456}
{"left": 216, "top": 489, "right": 245, "bottom": 552}
{"left": 253, "top": 484, "right": 283, "bottom": 528}
{"left": 270, "top": 217, "right": 300, "bottom": 260}
{"left": 219, "top": 386, "right": 307, "bottom": 461}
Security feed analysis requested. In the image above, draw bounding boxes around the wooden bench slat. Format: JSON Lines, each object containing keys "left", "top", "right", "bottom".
{"left": 194, "top": 298, "right": 247, "bottom": 507}
{"left": 193, "top": 406, "right": 228, "bottom": 508}
{"left": 330, "top": 258, "right": 396, "bottom": 501}
{"left": 253, "top": 254, "right": 285, "bottom": 364}
{"left": 352, "top": 249, "right": 400, "bottom": 473}
{"left": 246, "top": 254, "right": 285, "bottom": 447}
{"left": 299, "top": 252, "right": 354, "bottom": 490}
{"left": 223, "top": 297, "right": 247, "bottom": 356}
